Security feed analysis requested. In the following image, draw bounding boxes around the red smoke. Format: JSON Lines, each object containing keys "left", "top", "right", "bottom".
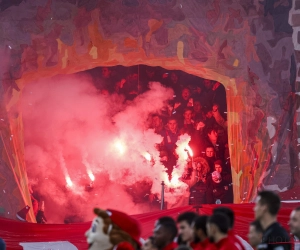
{"left": 21, "top": 73, "right": 191, "bottom": 223}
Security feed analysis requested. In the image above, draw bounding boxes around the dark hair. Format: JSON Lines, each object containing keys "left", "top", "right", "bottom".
{"left": 294, "top": 207, "right": 300, "bottom": 212}
{"left": 177, "top": 212, "right": 198, "bottom": 225}
{"left": 181, "top": 87, "right": 191, "bottom": 92}
{"left": 167, "top": 116, "right": 178, "bottom": 123}
{"left": 159, "top": 221, "right": 178, "bottom": 240}
{"left": 206, "top": 127, "right": 217, "bottom": 135}
{"left": 250, "top": 220, "right": 263, "bottom": 234}
{"left": 157, "top": 216, "right": 176, "bottom": 225}
{"left": 207, "top": 213, "right": 230, "bottom": 234}
{"left": 183, "top": 107, "right": 193, "bottom": 115}
{"left": 194, "top": 215, "right": 208, "bottom": 236}
{"left": 213, "top": 207, "right": 234, "bottom": 228}
{"left": 214, "top": 160, "right": 223, "bottom": 166}
{"left": 257, "top": 191, "right": 281, "bottom": 216}
{"left": 152, "top": 113, "right": 161, "bottom": 119}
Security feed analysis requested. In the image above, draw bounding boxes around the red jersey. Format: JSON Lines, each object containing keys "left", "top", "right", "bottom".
{"left": 207, "top": 236, "right": 240, "bottom": 250}
{"left": 227, "top": 230, "right": 247, "bottom": 250}
{"left": 163, "top": 242, "right": 178, "bottom": 250}
{"left": 193, "top": 239, "right": 217, "bottom": 250}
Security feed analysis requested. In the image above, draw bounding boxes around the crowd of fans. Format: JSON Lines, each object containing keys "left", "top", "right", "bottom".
{"left": 87, "top": 65, "right": 231, "bottom": 206}
{"left": 141, "top": 191, "right": 300, "bottom": 250}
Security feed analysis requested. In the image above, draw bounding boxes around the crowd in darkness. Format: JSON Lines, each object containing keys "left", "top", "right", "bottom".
{"left": 87, "top": 65, "right": 232, "bottom": 205}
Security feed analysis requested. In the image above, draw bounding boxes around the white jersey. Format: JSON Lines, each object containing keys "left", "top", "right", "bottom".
{"left": 236, "top": 235, "right": 253, "bottom": 250}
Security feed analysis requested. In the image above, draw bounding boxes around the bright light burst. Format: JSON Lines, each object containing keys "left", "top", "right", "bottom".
{"left": 87, "top": 170, "right": 95, "bottom": 182}
{"left": 114, "top": 140, "right": 126, "bottom": 155}
{"left": 65, "top": 176, "right": 73, "bottom": 187}
{"left": 143, "top": 152, "right": 151, "bottom": 161}
{"left": 186, "top": 145, "right": 193, "bottom": 157}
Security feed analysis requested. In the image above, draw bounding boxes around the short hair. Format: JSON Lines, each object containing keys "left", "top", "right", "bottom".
{"left": 181, "top": 87, "right": 191, "bottom": 92}
{"left": 250, "top": 220, "right": 263, "bottom": 234}
{"left": 257, "top": 191, "right": 281, "bottom": 216}
{"left": 214, "top": 160, "right": 223, "bottom": 166}
{"left": 167, "top": 116, "right": 178, "bottom": 123}
{"left": 207, "top": 213, "right": 230, "bottom": 234}
{"left": 213, "top": 207, "right": 234, "bottom": 228}
{"left": 294, "top": 207, "right": 300, "bottom": 212}
{"left": 183, "top": 108, "right": 193, "bottom": 115}
{"left": 194, "top": 215, "right": 208, "bottom": 236}
{"left": 152, "top": 113, "right": 161, "bottom": 119}
{"left": 206, "top": 127, "right": 217, "bottom": 135}
{"left": 177, "top": 212, "right": 198, "bottom": 225}
{"left": 158, "top": 221, "right": 178, "bottom": 240}
{"left": 157, "top": 216, "right": 176, "bottom": 225}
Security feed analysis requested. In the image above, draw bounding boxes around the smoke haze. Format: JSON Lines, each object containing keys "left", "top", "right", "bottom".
{"left": 21, "top": 73, "right": 191, "bottom": 223}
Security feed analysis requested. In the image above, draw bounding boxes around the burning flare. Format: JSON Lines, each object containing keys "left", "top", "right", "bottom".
{"left": 186, "top": 145, "right": 193, "bottom": 158}
{"left": 87, "top": 170, "right": 95, "bottom": 182}
{"left": 65, "top": 176, "right": 73, "bottom": 187}
{"left": 114, "top": 140, "right": 126, "bottom": 155}
{"left": 143, "top": 152, "right": 151, "bottom": 161}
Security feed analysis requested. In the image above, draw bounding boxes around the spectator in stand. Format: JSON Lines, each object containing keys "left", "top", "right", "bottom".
{"left": 206, "top": 213, "right": 239, "bottom": 250}
{"left": 204, "top": 146, "right": 216, "bottom": 173}
{"left": 29, "top": 184, "right": 39, "bottom": 217}
{"left": 153, "top": 217, "right": 178, "bottom": 250}
{"left": 172, "top": 88, "right": 193, "bottom": 118}
{"left": 206, "top": 128, "right": 226, "bottom": 162}
{"left": 206, "top": 161, "right": 233, "bottom": 203}
{"left": 191, "top": 83, "right": 203, "bottom": 103}
{"left": 248, "top": 220, "right": 263, "bottom": 249}
{"left": 176, "top": 212, "right": 198, "bottom": 248}
{"left": 213, "top": 207, "right": 253, "bottom": 250}
{"left": 180, "top": 108, "right": 195, "bottom": 136}
{"left": 117, "top": 66, "right": 139, "bottom": 100}
{"left": 94, "top": 67, "right": 120, "bottom": 94}
{"left": 212, "top": 104, "right": 227, "bottom": 129}
{"left": 211, "top": 81, "right": 227, "bottom": 118}
{"left": 213, "top": 160, "right": 232, "bottom": 182}
{"left": 0, "top": 239, "right": 5, "bottom": 250}
{"left": 139, "top": 66, "right": 162, "bottom": 93}
{"left": 254, "top": 191, "right": 291, "bottom": 250}
{"left": 181, "top": 157, "right": 210, "bottom": 206}
{"left": 152, "top": 114, "right": 165, "bottom": 136}
{"left": 201, "top": 79, "right": 214, "bottom": 110}
{"left": 193, "top": 101, "right": 205, "bottom": 123}
{"left": 206, "top": 171, "right": 233, "bottom": 204}
{"left": 193, "top": 215, "right": 214, "bottom": 250}
{"left": 162, "top": 71, "right": 183, "bottom": 98}
{"left": 142, "top": 236, "right": 158, "bottom": 250}
{"left": 289, "top": 207, "right": 300, "bottom": 250}
{"left": 161, "top": 117, "right": 180, "bottom": 179}
{"left": 203, "top": 108, "right": 218, "bottom": 129}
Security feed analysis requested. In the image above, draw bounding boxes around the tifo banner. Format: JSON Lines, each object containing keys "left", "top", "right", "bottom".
{"left": 0, "top": 204, "right": 298, "bottom": 250}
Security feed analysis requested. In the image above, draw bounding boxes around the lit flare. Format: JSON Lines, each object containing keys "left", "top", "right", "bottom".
{"left": 65, "top": 176, "right": 73, "bottom": 187}
{"left": 114, "top": 141, "right": 126, "bottom": 155}
{"left": 143, "top": 152, "right": 151, "bottom": 161}
{"left": 87, "top": 170, "right": 95, "bottom": 182}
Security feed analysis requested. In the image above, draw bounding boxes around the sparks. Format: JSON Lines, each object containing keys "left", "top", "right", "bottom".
{"left": 114, "top": 140, "right": 126, "bottom": 155}
{"left": 87, "top": 170, "right": 95, "bottom": 181}
{"left": 65, "top": 176, "right": 73, "bottom": 187}
{"left": 186, "top": 145, "right": 193, "bottom": 157}
{"left": 143, "top": 152, "right": 151, "bottom": 161}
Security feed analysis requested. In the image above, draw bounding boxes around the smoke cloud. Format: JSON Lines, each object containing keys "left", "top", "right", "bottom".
{"left": 21, "top": 73, "right": 191, "bottom": 223}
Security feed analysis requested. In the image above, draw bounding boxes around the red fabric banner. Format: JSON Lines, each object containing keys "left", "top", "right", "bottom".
{"left": 0, "top": 203, "right": 298, "bottom": 250}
